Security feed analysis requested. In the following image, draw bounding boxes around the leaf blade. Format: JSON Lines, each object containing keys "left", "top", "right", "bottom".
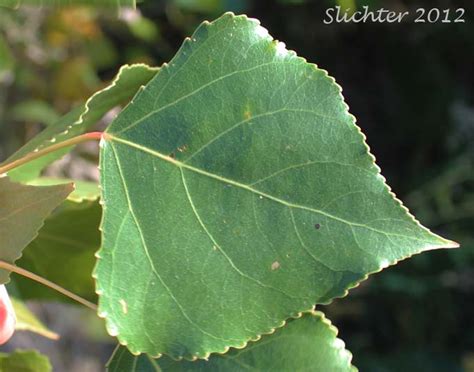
{"left": 11, "top": 297, "right": 59, "bottom": 340}
{"left": 108, "top": 312, "right": 356, "bottom": 372}
{"left": 4, "top": 64, "right": 158, "bottom": 182}
{"left": 0, "top": 350, "right": 52, "bottom": 372}
{"left": 14, "top": 200, "right": 100, "bottom": 302}
{"left": 0, "top": 177, "right": 73, "bottom": 284}
{"left": 96, "top": 13, "right": 457, "bottom": 358}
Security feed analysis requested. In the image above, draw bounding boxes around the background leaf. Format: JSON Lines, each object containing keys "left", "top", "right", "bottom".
{"left": 106, "top": 346, "right": 160, "bottom": 372}
{"left": 4, "top": 64, "right": 158, "bottom": 183}
{"left": 108, "top": 312, "right": 355, "bottom": 372}
{"left": 0, "top": 350, "right": 52, "bottom": 372}
{"left": 13, "top": 200, "right": 100, "bottom": 302}
{"left": 0, "top": 177, "right": 72, "bottom": 284}
{"left": 27, "top": 177, "right": 100, "bottom": 203}
{"left": 96, "top": 13, "right": 457, "bottom": 358}
{"left": 0, "top": 0, "right": 135, "bottom": 8}
{"left": 11, "top": 297, "right": 59, "bottom": 340}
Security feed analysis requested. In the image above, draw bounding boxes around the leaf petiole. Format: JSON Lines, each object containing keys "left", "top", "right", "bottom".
{"left": 0, "top": 260, "right": 97, "bottom": 312}
{"left": 0, "top": 132, "right": 103, "bottom": 175}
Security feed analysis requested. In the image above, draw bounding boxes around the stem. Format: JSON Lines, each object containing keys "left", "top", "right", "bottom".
{"left": 0, "top": 261, "right": 98, "bottom": 312}
{"left": 0, "top": 132, "right": 103, "bottom": 175}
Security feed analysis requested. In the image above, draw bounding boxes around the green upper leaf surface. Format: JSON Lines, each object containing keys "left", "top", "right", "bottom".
{"left": 107, "top": 312, "right": 354, "bottom": 372}
{"left": 5, "top": 64, "right": 158, "bottom": 183}
{"left": 96, "top": 13, "right": 457, "bottom": 358}
{"left": 0, "top": 177, "right": 73, "bottom": 284}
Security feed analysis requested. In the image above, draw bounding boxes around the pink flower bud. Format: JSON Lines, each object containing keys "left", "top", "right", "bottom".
{"left": 0, "top": 285, "right": 15, "bottom": 345}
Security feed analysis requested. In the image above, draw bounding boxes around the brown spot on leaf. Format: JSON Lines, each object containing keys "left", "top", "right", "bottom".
{"left": 271, "top": 261, "right": 280, "bottom": 271}
{"left": 314, "top": 223, "right": 321, "bottom": 230}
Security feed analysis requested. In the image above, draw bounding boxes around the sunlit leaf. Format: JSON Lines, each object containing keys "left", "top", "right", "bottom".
{"left": 95, "top": 13, "right": 457, "bottom": 358}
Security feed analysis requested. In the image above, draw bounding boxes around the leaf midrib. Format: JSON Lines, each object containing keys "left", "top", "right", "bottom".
{"left": 105, "top": 134, "right": 434, "bottom": 246}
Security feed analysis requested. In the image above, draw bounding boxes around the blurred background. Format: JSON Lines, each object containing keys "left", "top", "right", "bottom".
{"left": 0, "top": 0, "right": 473, "bottom": 371}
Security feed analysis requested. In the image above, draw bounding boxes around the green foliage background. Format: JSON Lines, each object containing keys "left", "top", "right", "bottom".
{"left": 0, "top": 0, "right": 472, "bottom": 370}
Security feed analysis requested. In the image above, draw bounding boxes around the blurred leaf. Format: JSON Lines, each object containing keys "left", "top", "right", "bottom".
{"left": 0, "top": 177, "right": 73, "bottom": 284}
{"left": 27, "top": 177, "right": 100, "bottom": 202}
{"left": 53, "top": 58, "right": 101, "bottom": 101}
{"left": 127, "top": 15, "right": 160, "bottom": 43}
{"left": 0, "top": 34, "right": 13, "bottom": 80}
{"left": 14, "top": 200, "right": 101, "bottom": 302}
{"left": 173, "top": 0, "right": 247, "bottom": 13}
{"left": 174, "top": 0, "right": 222, "bottom": 13}
{"left": 11, "top": 100, "right": 60, "bottom": 127}
{"left": 4, "top": 63, "right": 159, "bottom": 183}
{"left": 336, "top": 0, "right": 356, "bottom": 14}
{"left": 0, "top": 0, "right": 135, "bottom": 8}
{"left": 11, "top": 297, "right": 59, "bottom": 340}
{"left": 108, "top": 312, "right": 355, "bottom": 371}
{"left": 0, "top": 350, "right": 51, "bottom": 372}
{"left": 96, "top": 13, "right": 457, "bottom": 358}
{"left": 86, "top": 37, "right": 118, "bottom": 69}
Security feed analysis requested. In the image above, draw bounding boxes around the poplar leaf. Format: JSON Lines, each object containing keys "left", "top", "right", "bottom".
{"left": 96, "top": 13, "right": 457, "bottom": 358}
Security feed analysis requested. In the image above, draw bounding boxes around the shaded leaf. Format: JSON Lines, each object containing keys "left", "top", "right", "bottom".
{"left": 27, "top": 177, "right": 100, "bottom": 203}
{"left": 161, "top": 311, "right": 355, "bottom": 371}
{"left": 14, "top": 200, "right": 100, "bottom": 302}
{"left": 11, "top": 100, "right": 60, "bottom": 127}
{"left": 96, "top": 13, "right": 457, "bottom": 358}
{"left": 0, "top": 34, "right": 13, "bottom": 79}
{"left": 11, "top": 297, "right": 59, "bottom": 340}
{"left": 0, "top": 177, "right": 72, "bottom": 284}
{"left": 107, "top": 312, "right": 354, "bottom": 372}
{"left": 4, "top": 64, "right": 158, "bottom": 182}
{"left": 107, "top": 346, "right": 160, "bottom": 372}
{"left": 0, "top": 350, "right": 51, "bottom": 372}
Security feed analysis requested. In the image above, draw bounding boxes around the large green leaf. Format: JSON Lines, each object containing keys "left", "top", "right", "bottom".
{"left": 14, "top": 200, "right": 100, "bottom": 302}
{"left": 0, "top": 350, "right": 51, "bottom": 372}
{"left": 0, "top": 177, "right": 72, "bottom": 284}
{"left": 108, "top": 312, "right": 355, "bottom": 372}
{"left": 95, "top": 13, "right": 457, "bottom": 358}
{"left": 5, "top": 64, "right": 158, "bottom": 182}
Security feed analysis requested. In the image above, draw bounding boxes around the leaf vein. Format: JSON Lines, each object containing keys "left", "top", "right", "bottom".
{"left": 109, "top": 143, "right": 228, "bottom": 343}
{"left": 108, "top": 135, "right": 430, "bottom": 245}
